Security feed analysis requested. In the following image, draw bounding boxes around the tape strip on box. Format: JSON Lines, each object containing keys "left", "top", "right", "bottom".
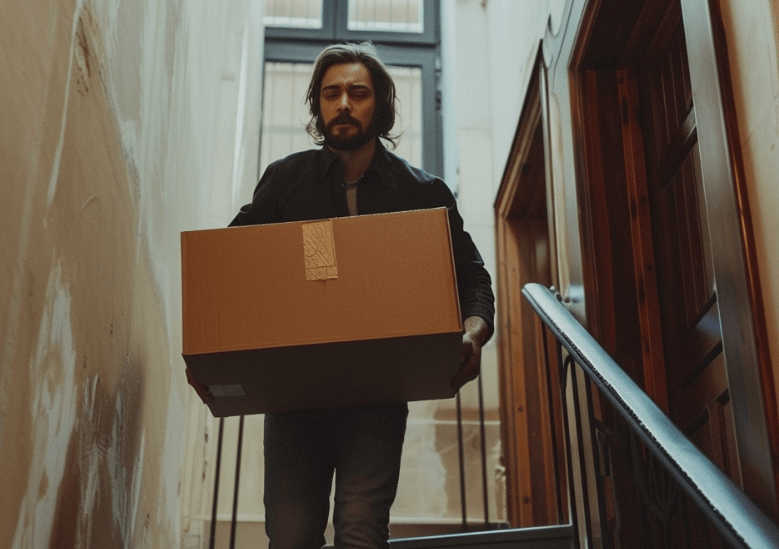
{"left": 303, "top": 220, "right": 338, "bottom": 280}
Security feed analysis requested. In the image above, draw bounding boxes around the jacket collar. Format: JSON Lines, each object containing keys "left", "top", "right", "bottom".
{"left": 317, "top": 140, "right": 398, "bottom": 193}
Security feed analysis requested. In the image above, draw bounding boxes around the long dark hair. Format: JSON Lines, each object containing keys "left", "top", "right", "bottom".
{"left": 305, "top": 42, "right": 400, "bottom": 148}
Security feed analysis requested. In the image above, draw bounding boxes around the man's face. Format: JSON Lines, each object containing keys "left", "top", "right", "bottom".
{"left": 319, "top": 62, "right": 377, "bottom": 151}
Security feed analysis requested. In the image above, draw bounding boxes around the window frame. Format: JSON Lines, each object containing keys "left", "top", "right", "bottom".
{"left": 264, "top": 1, "right": 437, "bottom": 45}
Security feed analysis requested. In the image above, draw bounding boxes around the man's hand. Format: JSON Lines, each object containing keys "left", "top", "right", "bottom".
{"left": 186, "top": 367, "right": 215, "bottom": 405}
{"left": 451, "top": 316, "right": 490, "bottom": 393}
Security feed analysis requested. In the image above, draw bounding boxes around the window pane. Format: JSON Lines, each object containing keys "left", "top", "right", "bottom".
{"left": 260, "top": 63, "right": 318, "bottom": 173}
{"left": 260, "top": 62, "right": 423, "bottom": 174}
{"left": 347, "top": 0, "right": 424, "bottom": 33}
{"left": 387, "top": 66, "right": 422, "bottom": 167}
{"left": 263, "top": 0, "right": 323, "bottom": 29}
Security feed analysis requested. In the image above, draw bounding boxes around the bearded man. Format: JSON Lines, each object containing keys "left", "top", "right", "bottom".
{"left": 192, "top": 42, "right": 494, "bottom": 548}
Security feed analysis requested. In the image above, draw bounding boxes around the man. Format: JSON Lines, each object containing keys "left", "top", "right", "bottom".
{"left": 190, "top": 42, "right": 494, "bottom": 548}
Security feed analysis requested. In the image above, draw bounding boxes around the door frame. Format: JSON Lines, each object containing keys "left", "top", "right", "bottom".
{"left": 495, "top": 44, "right": 567, "bottom": 527}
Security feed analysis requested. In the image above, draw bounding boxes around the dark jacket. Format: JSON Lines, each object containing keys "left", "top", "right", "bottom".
{"left": 230, "top": 142, "right": 495, "bottom": 337}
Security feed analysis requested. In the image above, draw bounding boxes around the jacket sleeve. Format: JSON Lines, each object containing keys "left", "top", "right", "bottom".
{"left": 228, "top": 161, "right": 282, "bottom": 227}
{"left": 431, "top": 180, "right": 496, "bottom": 341}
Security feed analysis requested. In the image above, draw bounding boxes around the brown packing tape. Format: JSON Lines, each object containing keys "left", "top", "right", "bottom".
{"left": 303, "top": 220, "right": 338, "bottom": 280}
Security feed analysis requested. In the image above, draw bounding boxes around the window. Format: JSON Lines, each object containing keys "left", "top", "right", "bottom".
{"left": 260, "top": 0, "right": 441, "bottom": 176}
{"left": 347, "top": 0, "right": 424, "bottom": 33}
{"left": 264, "top": 0, "right": 323, "bottom": 30}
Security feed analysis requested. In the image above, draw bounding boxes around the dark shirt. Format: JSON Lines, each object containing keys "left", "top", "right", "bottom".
{"left": 230, "top": 142, "right": 495, "bottom": 337}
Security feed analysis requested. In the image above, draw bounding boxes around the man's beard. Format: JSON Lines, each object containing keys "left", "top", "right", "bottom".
{"left": 322, "top": 114, "right": 377, "bottom": 151}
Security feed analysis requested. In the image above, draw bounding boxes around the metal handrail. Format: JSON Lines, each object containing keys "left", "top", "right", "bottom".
{"left": 522, "top": 282, "right": 779, "bottom": 548}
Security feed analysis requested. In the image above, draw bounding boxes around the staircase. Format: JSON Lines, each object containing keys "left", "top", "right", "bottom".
{"left": 390, "top": 525, "right": 574, "bottom": 549}
{"left": 208, "top": 519, "right": 574, "bottom": 549}
{"left": 321, "top": 525, "right": 574, "bottom": 549}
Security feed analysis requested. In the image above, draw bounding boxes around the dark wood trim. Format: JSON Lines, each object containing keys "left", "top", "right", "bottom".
{"left": 577, "top": 70, "right": 615, "bottom": 352}
{"left": 704, "top": 0, "right": 779, "bottom": 504}
{"left": 679, "top": 0, "right": 779, "bottom": 518}
{"left": 495, "top": 44, "right": 567, "bottom": 527}
{"left": 617, "top": 67, "right": 669, "bottom": 411}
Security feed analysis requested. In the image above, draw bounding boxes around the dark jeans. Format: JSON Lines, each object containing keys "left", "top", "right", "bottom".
{"left": 264, "top": 402, "right": 409, "bottom": 549}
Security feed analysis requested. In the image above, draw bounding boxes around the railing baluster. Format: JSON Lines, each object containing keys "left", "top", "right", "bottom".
{"left": 477, "top": 372, "right": 490, "bottom": 528}
{"left": 209, "top": 417, "right": 225, "bottom": 549}
{"left": 558, "top": 348, "right": 582, "bottom": 549}
{"left": 569, "top": 356, "right": 598, "bottom": 547}
{"left": 229, "top": 415, "right": 245, "bottom": 549}
{"left": 541, "top": 325, "right": 566, "bottom": 524}
{"left": 456, "top": 392, "right": 468, "bottom": 532}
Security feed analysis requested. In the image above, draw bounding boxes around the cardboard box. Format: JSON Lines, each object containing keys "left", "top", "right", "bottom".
{"left": 181, "top": 208, "right": 463, "bottom": 417}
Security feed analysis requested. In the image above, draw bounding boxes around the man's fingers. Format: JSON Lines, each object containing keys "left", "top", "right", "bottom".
{"left": 451, "top": 345, "right": 481, "bottom": 392}
{"left": 451, "top": 365, "right": 479, "bottom": 393}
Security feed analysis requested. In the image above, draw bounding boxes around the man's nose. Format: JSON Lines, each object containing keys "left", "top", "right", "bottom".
{"left": 337, "top": 92, "right": 350, "bottom": 111}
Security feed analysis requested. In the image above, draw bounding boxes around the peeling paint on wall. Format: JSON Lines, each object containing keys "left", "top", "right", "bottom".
{"left": 11, "top": 265, "right": 78, "bottom": 549}
{"left": 47, "top": 0, "right": 86, "bottom": 210}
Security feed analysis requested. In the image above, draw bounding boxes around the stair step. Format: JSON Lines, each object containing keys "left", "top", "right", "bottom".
{"left": 388, "top": 525, "right": 574, "bottom": 549}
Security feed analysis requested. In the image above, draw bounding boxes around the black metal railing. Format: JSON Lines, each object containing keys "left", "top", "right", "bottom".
{"left": 522, "top": 282, "right": 779, "bottom": 549}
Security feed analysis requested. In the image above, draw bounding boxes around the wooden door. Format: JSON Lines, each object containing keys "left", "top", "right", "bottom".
{"left": 571, "top": 0, "right": 777, "bottom": 527}
{"left": 635, "top": 1, "right": 738, "bottom": 481}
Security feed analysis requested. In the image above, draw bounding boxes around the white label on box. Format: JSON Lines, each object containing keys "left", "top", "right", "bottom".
{"left": 210, "top": 384, "right": 246, "bottom": 398}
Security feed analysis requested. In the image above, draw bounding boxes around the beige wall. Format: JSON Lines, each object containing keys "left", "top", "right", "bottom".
{"left": 0, "top": 0, "right": 263, "bottom": 546}
{"left": 718, "top": 0, "right": 779, "bottom": 429}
